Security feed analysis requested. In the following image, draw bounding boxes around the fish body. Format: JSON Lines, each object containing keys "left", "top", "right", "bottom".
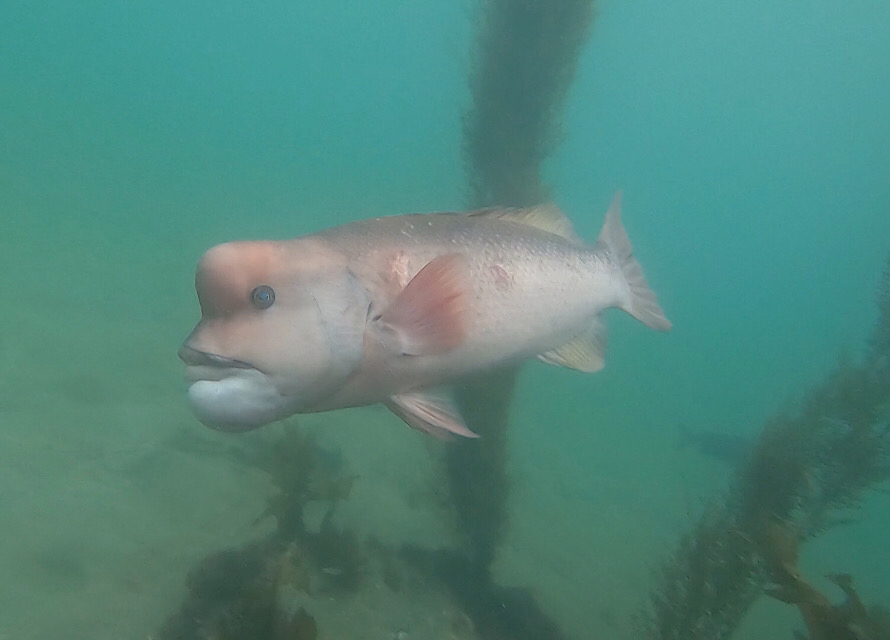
{"left": 180, "top": 194, "right": 671, "bottom": 437}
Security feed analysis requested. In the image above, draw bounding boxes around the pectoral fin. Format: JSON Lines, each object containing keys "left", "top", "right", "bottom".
{"left": 386, "top": 389, "right": 478, "bottom": 439}
{"left": 373, "top": 254, "right": 471, "bottom": 356}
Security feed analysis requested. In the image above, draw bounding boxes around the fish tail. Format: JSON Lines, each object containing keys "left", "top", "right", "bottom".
{"left": 597, "top": 192, "right": 672, "bottom": 331}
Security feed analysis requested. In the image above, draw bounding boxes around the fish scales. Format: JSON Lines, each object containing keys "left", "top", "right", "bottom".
{"left": 318, "top": 213, "right": 616, "bottom": 371}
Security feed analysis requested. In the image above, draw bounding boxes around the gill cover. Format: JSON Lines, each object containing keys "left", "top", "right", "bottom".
{"left": 271, "top": 267, "right": 371, "bottom": 412}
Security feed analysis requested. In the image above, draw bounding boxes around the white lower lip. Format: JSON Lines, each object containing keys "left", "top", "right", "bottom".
{"left": 185, "top": 369, "right": 287, "bottom": 431}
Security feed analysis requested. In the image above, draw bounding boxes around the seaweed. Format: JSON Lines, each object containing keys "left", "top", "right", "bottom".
{"left": 156, "top": 539, "right": 318, "bottom": 640}
{"left": 256, "top": 428, "right": 357, "bottom": 541}
{"left": 304, "top": 506, "right": 366, "bottom": 594}
{"left": 639, "top": 253, "right": 890, "bottom": 640}
{"left": 762, "top": 524, "right": 890, "bottom": 640}
{"left": 157, "top": 428, "right": 356, "bottom": 639}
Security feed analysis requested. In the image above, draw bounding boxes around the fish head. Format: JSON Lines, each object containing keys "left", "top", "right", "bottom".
{"left": 180, "top": 239, "right": 368, "bottom": 431}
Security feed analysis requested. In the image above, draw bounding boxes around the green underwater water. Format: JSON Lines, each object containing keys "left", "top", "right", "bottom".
{"left": 1, "top": 1, "right": 889, "bottom": 638}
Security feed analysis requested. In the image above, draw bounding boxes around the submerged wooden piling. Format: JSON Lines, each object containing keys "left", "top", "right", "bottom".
{"left": 451, "top": 0, "right": 596, "bottom": 578}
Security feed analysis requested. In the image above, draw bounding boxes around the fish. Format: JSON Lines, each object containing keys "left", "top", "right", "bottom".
{"left": 677, "top": 425, "right": 753, "bottom": 466}
{"left": 179, "top": 193, "right": 671, "bottom": 438}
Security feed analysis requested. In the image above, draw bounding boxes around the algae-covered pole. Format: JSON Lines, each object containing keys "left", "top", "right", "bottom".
{"left": 463, "top": 0, "right": 596, "bottom": 209}
{"left": 448, "top": 369, "right": 516, "bottom": 569}
{"left": 640, "top": 252, "right": 890, "bottom": 640}
{"left": 450, "top": 0, "right": 595, "bottom": 574}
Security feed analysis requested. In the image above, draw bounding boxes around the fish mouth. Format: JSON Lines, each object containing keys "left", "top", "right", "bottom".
{"left": 178, "top": 344, "right": 255, "bottom": 370}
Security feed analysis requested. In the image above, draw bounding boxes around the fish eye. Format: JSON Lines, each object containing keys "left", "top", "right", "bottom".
{"left": 250, "top": 285, "right": 275, "bottom": 309}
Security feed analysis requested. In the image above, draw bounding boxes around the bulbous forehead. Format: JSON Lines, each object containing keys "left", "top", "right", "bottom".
{"left": 195, "top": 241, "right": 284, "bottom": 316}
{"left": 193, "top": 237, "right": 348, "bottom": 317}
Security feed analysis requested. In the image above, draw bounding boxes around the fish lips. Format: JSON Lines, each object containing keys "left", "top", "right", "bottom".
{"left": 178, "top": 344, "right": 255, "bottom": 371}
{"left": 179, "top": 344, "right": 284, "bottom": 432}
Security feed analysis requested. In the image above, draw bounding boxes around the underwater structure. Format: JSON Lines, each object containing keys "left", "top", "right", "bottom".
{"left": 448, "top": 0, "right": 596, "bottom": 573}
{"left": 462, "top": 0, "right": 596, "bottom": 208}
{"left": 639, "top": 253, "right": 890, "bottom": 640}
{"left": 433, "top": 0, "right": 597, "bottom": 635}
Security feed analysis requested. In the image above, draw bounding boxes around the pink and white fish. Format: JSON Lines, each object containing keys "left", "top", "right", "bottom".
{"left": 179, "top": 193, "right": 671, "bottom": 438}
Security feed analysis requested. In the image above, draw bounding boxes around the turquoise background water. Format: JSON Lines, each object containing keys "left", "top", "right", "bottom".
{"left": 1, "top": 1, "right": 888, "bottom": 638}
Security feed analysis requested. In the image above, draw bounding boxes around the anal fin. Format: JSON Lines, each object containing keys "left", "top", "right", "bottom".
{"left": 537, "top": 319, "right": 606, "bottom": 373}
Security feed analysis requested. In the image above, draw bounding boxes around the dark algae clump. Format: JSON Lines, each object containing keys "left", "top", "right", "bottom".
{"left": 156, "top": 538, "right": 318, "bottom": 640}
{"left": 401, "top": 546, "right": 567, "bottom": 640}
{"left": 157, "top": 428, "right": 355, "bottom": 640}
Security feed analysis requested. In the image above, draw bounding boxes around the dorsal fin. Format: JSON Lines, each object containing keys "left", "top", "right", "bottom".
{"left": 468, "top": 204, "right": 580, "bottom": 242}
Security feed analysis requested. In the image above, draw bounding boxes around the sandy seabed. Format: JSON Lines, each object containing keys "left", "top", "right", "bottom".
{"left": 1, "top": 304, "right": 885, "bottom": 640}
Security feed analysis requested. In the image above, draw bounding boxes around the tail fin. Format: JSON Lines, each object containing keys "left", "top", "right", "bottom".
{"left": 597, "top": 192, "right": 672, "bottom": 331}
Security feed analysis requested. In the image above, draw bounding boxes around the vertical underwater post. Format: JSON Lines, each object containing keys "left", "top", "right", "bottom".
{"left": 451, "top": 0, "right": 596, "bottom": 574}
